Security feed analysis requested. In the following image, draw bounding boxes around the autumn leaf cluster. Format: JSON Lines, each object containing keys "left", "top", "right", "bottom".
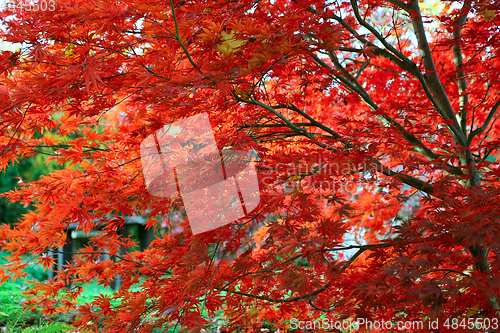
{"left": 0, "top": 0, "right": 500, "bottom": 331}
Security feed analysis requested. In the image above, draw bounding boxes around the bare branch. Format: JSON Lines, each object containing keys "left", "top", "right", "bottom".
{"left": 349, "top": 0, "right": 414, "bottom": 66}
{"left": 240, "top": 123, "right": 317, "bottom": 128}
{"left": 233, "top": 95, "right": 336, "bottom": 150}
{"left": 356, "top": 59, "right": 370, "bottom": 80}
{"left": 468, "top": 101, "right": 500, "bottom": 145}
{"left": 452, "top": 0, "right": 472, "bottom": 132}
{"left": 309, "top": 52, "right": 462, "bottom": 176}
{"left": 168, "top": 0, "right": 203, "bottom": 74}
{"left": 371, "top": 159, "right": 435, "bottom": 195}
{"left": 317, "top": 3, "right": 468, "bottom": 146}
{"left": 309, "top": 300, "right": 337, "bottom": 312}
{"left": 327, "top": 13, "right": 416, "bottom": 74}
{"left": 409, "top": 0, "right": 467, "bottom": 145}
{"left": 235, "top": 88, "right": 442, "bottom": 195}
{"left": 214, "top": 247, "right": 368, "bottom": 303}
{"left": 272, "top": 104, "right": 343, "bottom": 140}
{"left": 384, "top": 0, "right": 412, "bottom": 12}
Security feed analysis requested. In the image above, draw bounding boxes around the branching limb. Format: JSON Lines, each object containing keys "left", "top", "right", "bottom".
{"left": 213, "top": 248, "right": 367, "bottom": 303}
{"left": 471, "top": 79, "right": 499, "bottom": 132}
{"left": 421, "top": 268, "right": 470, "bottom": 278}
{"left": 303, "top": 5, "right": 468, "bottom": 147}
{"left": 384, "top": 0, "right": 412, "bottom": 12}
{"left": 371, "top": 160, "right": 435, "bottom": 195}
{"left": 356, "top": 59, "right": 370, "bottom": 80}
{"left": 298, "top": 0, "right": 466, "bottom": 146}
{"left": 349, "top": 0, "right": 414, "bottom": 68}
{"left": 310, "top": 52, "right": 462, "bottom": 176}
{"left": 236, "top": 78, "right": 445, "bottom": 195}
{"left": 234, "top": 97, "right": 309, "bottom": 136}
{"left": 326, "top": 12, "right": 416, "bottom": 75}
{"left": 168, "top": 0, "right": 203, "bottom": 74}
{"left": 309, "top": 300, "right": 337, "bottom": 312}
{"left": 234, "top": 94, "right": 342, "bottom": 151}
{"left": 240, "top": 123, "right": 316, "bottom": 128}
{"left": 409, "top": 0, "right": 466, "bottom": 145}
{"left": 274, "top": 104, "right": 343, "bottom": 140}
{"left": 468, "top": 101, "right": 500, "bottom": 145}
{"left": 0, "top": 103, "right": 31, "bottom": 160}
{"left": 453, "top": 0, "right": 472, "bottom": 133}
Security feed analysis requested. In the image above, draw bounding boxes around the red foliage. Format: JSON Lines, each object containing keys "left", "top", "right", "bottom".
{"left": 1, "top": 0, "right": 500, "bottom": 331}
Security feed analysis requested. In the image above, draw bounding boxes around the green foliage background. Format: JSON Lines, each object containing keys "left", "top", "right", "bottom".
{"left": 0, "top": 154, "right": 62, "bottom": 225}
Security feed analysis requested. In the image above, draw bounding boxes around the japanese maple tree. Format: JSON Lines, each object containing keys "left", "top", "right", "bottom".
{"left": 1, "top": 0, "right": 500, "bottom": 331}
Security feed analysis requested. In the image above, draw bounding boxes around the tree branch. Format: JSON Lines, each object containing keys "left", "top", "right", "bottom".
{"left": 384, "top": 0, "right": 412, "bottom": 12}
{"left": 214, "top": 248, "right": 367, "bottom": 303}
{"left": 349, "top": 0, "right": 414, "bottom": 67}
{"left": 468, "top": 101, "right": 500, "bottom": 145}
{"left": 409, "top": 0, "right": 466, "bottom": 145}
{"left": 452, "top": 0, "right": 472, "bottom": 133}
{"left": 310, "top": 52, "right": 462, "bottom": 176}
{"left": 372, "top": 159, "right": 435, "bottom": 195}
{"left": 168, "top": 0, "right": 203, "bottom": 74}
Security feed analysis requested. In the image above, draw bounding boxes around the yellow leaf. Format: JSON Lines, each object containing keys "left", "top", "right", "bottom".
{"left": 240, "top": 66, "right": 253, "bottom": 75}
{"left": 248, "top": 307, "right": 259, "bottom": 316}
{"left": 216, "top": 31, "right": 246, "bottom": 56}
{"left": 234, "top": 86, "right": 251, "bottom": 99}
{"left": 465, "top": 303, "right": 480, "bottom": 318}
{"left": 482, "top": 9, "right": 495, "bottom": 21}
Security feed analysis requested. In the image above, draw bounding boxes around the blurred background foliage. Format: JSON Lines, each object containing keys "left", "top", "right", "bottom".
{"left": 0, "top": 143, "right": 65, "bottom": 225}
{"left": 1, "top": 155, "right": 56, "bottom": 225}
